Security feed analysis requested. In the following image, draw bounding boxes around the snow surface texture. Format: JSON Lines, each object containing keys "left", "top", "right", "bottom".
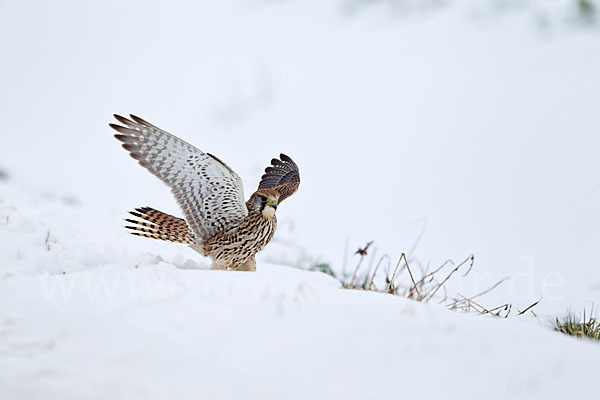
{"left": 1, "top": 181, "right": 599, "bottom": 399}
{"left": 2, "top": 0, "right": 600, "bottom": 398}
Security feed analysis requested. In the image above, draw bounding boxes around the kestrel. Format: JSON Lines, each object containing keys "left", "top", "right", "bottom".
{"left": 110, "top": 114, "right": 300, "bottom": 271}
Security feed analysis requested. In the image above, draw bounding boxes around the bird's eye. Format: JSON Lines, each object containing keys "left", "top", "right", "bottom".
{"left": 259, "top": 195, "right": 266, "bottom": 202}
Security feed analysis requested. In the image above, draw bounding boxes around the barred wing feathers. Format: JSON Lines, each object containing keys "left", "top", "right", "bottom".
{"left": 110, "top": 114, "right": 247, "bottom": 240}
{"left": 257, "top": 153, "right": 300, "bottom": 202}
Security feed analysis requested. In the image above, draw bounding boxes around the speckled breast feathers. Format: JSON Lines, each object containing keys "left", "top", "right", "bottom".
{"left": 110, "top": 114, "right": 300, "bottom": 270}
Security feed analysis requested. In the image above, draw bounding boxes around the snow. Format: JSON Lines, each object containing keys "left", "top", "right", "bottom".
{"left": 1, "top": 174, "right": 599, "bottom": 399}
{"left": 2, "top": 0, "right": 600, "bottom": 398}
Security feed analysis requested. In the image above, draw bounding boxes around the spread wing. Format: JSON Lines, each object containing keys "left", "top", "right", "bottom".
{"left": 257, "top": 153, "right": 300, "bottom": 202}
{"left": 110, "top": 114, "right": 247, "bottom": 240}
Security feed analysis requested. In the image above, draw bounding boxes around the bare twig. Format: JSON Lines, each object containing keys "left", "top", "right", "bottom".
{"left": 486, "top": 303, "right": 512, "bottom": 318}
{"left": 387, "top": 253, "right": 420, "bottom": 298}
{"left": 361, "top": 246, "right": 379, "bottom": 288}
{"left": 367, "top": 255, "right": 390, "bottom": 291}
{"left": 424, "top": 255, "right": 474, "bottom": 303}
{"left": 415, "top": 259, "right": 454, "bottom": 288}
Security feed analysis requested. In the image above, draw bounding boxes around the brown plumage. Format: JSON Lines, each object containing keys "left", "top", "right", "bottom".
{"left": 124, "top": 207, "right": 195, "bottom": 244}
{"left": 110, "top": 114, "right": 300, "bottom": 271}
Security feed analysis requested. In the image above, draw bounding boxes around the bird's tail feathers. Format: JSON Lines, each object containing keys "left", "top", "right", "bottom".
{"left": 124, "top": 207, "right": 196, "bottom": 244}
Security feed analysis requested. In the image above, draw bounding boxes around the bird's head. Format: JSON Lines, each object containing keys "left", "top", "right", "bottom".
{"left": 253, "top": 189, "right": 280, "bottom": 218}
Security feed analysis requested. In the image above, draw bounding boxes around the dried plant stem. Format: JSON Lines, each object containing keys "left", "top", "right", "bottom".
{"left": 424, "top": 255, "right": 474, "bottom": 303}
{"left": 349, "top": 257, "right": 365, "bottom": 287}
{"left": 414, "top": 259, "right": 454, "bottom": 288}
{"left": 341, "top": 241, "right": 510, "bottom": 318}
{"left": 387, "top": 253, "right": 420, "bottom": 298}
{"left": 367, "top": 255, "right": 389, "bottom": 291}
{"left": 349, "top": 241, "right": 373, "bottom": 287}
{"left": 470, "top": 277, "right": 510, "bottom": 301}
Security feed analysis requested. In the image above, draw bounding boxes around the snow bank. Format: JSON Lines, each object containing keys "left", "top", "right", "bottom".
{"left": 1, "top": 181, "right": 598, "bottom": 399}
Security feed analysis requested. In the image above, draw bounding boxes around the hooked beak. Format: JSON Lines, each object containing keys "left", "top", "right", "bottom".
{"left": 267, "top": 199, "right": 278, "bottom": 210}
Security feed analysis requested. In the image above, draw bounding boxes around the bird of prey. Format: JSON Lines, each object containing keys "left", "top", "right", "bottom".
{"left": 110, "top": 114, "right": 300, "bottom": 271}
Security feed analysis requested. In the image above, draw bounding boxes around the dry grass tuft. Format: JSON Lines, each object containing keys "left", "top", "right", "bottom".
{"left": 338, "top": 241, "right": 513, "bottom": 317}
{"left": 555, "top": 308, "right": 600, "bottom": 340}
